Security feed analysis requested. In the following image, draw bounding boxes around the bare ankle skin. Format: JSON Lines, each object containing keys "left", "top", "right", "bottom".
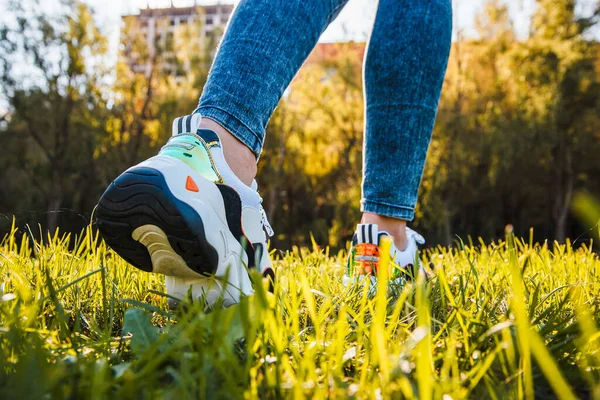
{"left": 361, "top": 212, "right": 408, "bottom": 251}
{"left": 199, "top": 118, "right": 257, "bottom": 186}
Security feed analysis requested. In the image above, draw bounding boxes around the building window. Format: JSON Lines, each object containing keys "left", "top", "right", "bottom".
{"left": 206, "top": 17, "right": 213, "bottom": 25}
{"left": 166, "top": 32, "right": 174, "bottom": 49}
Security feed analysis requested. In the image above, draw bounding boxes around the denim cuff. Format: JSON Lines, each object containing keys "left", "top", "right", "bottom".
{"left": 361, "top": 199, "right": 415, "bottom": 221}
{"left": 196, "top": 106, "right": 263, "bottom": 159}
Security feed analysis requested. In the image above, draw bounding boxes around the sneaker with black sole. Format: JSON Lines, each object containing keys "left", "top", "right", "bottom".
{"left": 95, "top": 113, "right": 274, "bottom": 308}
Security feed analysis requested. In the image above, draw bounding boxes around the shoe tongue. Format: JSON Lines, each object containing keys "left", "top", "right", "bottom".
{"left": 355, "top": 224, "right": 379, "bottom": 245}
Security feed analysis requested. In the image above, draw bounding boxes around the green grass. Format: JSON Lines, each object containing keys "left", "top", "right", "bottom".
{"left": 1, "top": 223, "right": 599, "bottom": 399}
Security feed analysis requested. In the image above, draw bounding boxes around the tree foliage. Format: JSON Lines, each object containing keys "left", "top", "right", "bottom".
{"left": 417, "top": 0, "right": 600, "bottom": 245}
{"left": 0, "top": 0, "right": 108, "bottom": 232}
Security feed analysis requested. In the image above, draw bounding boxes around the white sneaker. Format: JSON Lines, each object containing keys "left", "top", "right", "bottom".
{"left": 96, "top": 113, "right": 274, "bottom": 308}
{"left": 344, "top": 224, "right": 426, "bottom": 287}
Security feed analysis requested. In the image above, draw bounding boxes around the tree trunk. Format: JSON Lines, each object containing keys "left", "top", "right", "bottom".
{"left": 443, "top": 199, "right": 453, "bottom": 246}
{"left": 267, "top": 123, "right": 288, "bottom": 222}
{"left": 553, "top": 148, "right": 573, "bottom": 243}
{"left": 47, "top": 167, "right": 63, "bottom": 234}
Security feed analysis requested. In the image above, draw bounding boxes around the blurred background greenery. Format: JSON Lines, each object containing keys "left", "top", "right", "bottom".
{"left": 0, "top": 0, "right": 599, "bottom": 249}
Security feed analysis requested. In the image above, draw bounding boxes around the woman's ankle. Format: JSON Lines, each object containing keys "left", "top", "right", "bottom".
{"left": 199, "top": 118, "right": 257, "bottom": 186}
{"left": 360, "top": 212, "right": 408, "bottom": 251}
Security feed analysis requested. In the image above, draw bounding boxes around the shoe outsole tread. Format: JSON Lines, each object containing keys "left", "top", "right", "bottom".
{"left": 95, "top": 167, "right": 219, "bottom": 276}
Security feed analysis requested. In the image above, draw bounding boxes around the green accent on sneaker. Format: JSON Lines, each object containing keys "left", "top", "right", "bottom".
{"left": 159, "top": 134, "right": 223, "bottom": 184}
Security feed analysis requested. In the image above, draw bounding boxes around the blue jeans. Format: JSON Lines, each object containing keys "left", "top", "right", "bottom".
{"left": 197, "top": 0, "right": 452, "bottom": 221}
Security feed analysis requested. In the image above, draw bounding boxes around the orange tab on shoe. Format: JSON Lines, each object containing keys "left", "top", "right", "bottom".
{"left": 355, "top": 243, "right": 379, "bottom": 276}
{"left": 185, "top": 176, "right": 199, "bottom": 192}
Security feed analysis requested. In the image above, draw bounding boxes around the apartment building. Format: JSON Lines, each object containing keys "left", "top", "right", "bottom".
{"left": 122, "top": 2, "right": 234, "bottom": 75}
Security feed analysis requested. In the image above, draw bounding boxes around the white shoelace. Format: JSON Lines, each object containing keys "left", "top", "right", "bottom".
{"left": 251, "top": 180, "right": 274, "bottom": 237}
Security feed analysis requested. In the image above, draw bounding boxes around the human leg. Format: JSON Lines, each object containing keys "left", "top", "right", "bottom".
{"left": 347, "top": 0, "right": 452, "bottom": 281}
{"left": 361, "top": 0, "right": 452, "bottom": 250}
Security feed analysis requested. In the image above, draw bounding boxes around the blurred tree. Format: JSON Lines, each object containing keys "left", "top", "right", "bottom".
{"left": 259, "top": 43, "right": 364, "bottom": 248}
{"left": 0, "top": 0, "right": 108, "bottom": 232}
{"left": 418, "top": 0, "right": 516, "bottom": 244}
{"left": 503, "top": 0, "right": 600, "bottom": 241}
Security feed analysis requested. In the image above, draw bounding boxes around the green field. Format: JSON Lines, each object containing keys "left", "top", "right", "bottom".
{"left": 0, "top": 224, "right": 599, "bottom": 399}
